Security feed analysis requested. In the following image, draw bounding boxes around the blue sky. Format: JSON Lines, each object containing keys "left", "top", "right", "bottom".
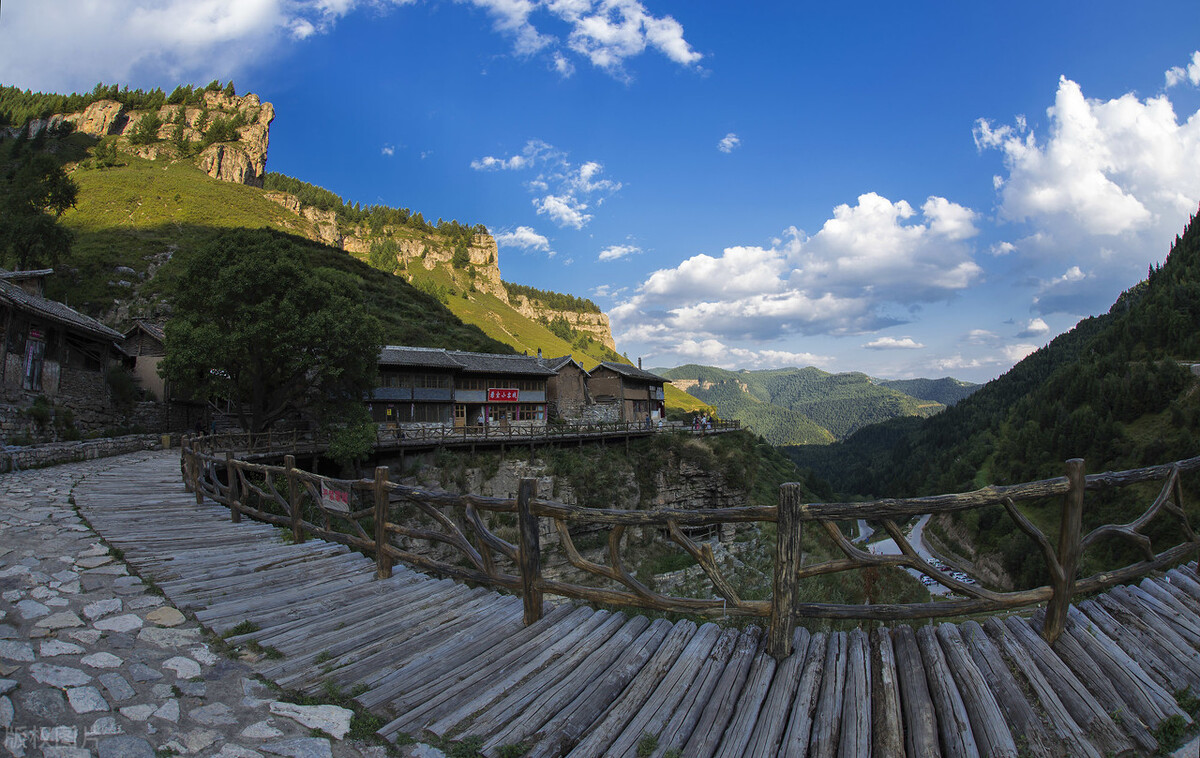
{"left": 3, "top": 1, "right": 1200, "bottom": 383}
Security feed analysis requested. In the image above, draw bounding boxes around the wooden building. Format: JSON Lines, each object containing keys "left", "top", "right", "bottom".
{"left": 123, "top": 319, "right": 167, "bottom": 401}
{"left": 370, "top": 347, "right": 555, "bottom": 431}
{"left": 543, "top": 355, "right": 593, "bottom": 421}
{"left": 586, "top": 361, "right": 667, "bottom": 423}
{"left": 0, "top": 269, "right": 122, "bottom": 402}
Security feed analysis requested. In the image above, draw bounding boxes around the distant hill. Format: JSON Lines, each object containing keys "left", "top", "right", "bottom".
{"left": 876, "top": 377, "right": 978, "bottom": 407}
{"left": 653, "top": 364, "right": 964, "bottom": 445}
{"left": 786, "top": 207, "right": 1200, "bottom": 500}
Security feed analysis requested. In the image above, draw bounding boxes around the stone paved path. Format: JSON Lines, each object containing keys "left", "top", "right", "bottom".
{"left": 0, "top": 450, "right": 443, "bottom": 758}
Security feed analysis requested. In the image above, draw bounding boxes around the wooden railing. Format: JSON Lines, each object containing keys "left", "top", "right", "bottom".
{"left": 179, "top": 436, "right": 1200, "bottom": 660}
{"left": 189, "top": 418, "right": 740, "bottom": 458}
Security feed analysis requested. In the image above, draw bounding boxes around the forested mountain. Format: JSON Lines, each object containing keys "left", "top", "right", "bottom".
{"left": 877, "top": 377, "right": 978, "bottom": 406}
{"left": 785, "top": 209, "right": 1200, "bottom": 587}
{"left": 788, "top": 211, "right": 1200, "bottom": 499}
{"left": 655, "top": 364, "right": 958, "bottom": 445}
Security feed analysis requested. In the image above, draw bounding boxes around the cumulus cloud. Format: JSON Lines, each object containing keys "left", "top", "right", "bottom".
{"left": 718, "top": 133, "right": 740, "bottom": 153}
{"left": 0, "top": 0, "right": 416, "bottom": 91}
{"left": 473, "top": 139, "right": 620, "bottom": 229}
{"left": 975, "top": 72, "right": 1200, "bottom": 247}
{"left": 1166, "top": 51, "right": 1200, "bottom": 88}
{"left": 612, "top": 192, "right": 983, "bottom": 348}
{"left": 464, "top": 0, "right": 701, "bottom": 79}
{"left": 495, "top": 225, "right": 552, "bottom": 253}
{"left": 1016, "top": 317, "right": 1050, "bottom": 338}
{"left": 618, "top": 332, "right": 832, "bottom": 371}
{"left": 381, "top": 144, "right": 395, "bottom": 157}
{"left": 598, "top": 244, "right": 641, "bottom": 261}
{"left": 864, "top": 337, "right": 925, "bottom": 350}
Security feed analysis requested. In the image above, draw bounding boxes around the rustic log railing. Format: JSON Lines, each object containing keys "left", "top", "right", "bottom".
{"left": 179, "top": 435, "right": 1200, "bottom": 660}
{"left": 186, "top": 418, "right": 740, "bottom": 459}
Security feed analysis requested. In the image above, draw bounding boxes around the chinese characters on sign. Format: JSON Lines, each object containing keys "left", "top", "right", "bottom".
{"left": 321, "top": 481, "right": 350, "bottom": 514}
{"left": 487, "top": 388, "right": 519, "bottom": 402}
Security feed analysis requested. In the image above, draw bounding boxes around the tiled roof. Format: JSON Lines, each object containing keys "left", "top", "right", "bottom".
{"left": 379, "top": 346, "right": 464, "bottom": 369}
{"left": 447, "top": 350, "right": 556, "bottom": 376}
{"left": 378, "top": 346, "right": 555, "bottom": 376}
{"left": 595, "top": 361, "right": 667, "bottom": 383}
{"left": 544, "top": 355, "right": 583, "bottom": 372}
{"left": 0, "top": 279, "right": 122, "bottom": 341}
{"left": 0, "top": 269, "right": 54, "bottom": 280}
{"left": 125, "top": 319, "right": 166, "bottom": 343}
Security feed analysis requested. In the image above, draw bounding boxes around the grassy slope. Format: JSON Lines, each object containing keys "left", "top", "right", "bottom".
{"left": 57, "top": 145, "right": 711, "bottom": 411}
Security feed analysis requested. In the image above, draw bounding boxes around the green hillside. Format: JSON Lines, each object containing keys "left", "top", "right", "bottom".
{"left": 655, "top": 364, "right": 947, "bottom": 445}
{"left": 877, "top": 377, "right": 978, "bottom": 406}
{"left": 7, "top": 104, "right": 712, "bottom": 412}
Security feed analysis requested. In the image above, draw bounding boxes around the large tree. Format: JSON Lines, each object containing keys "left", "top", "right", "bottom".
{"left": 0, "top": 147, "right": 78, "bottom": 270}
{"left": 161, "top": 229, "right": 383, "bottom": 433}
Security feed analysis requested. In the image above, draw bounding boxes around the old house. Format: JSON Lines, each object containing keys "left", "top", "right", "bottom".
{"left": 369, "top": 347, "right": 554, "bottom": 431}
{"left": 586, "top": 361, "right": 667, "bottom": 423}
{"left": 0, "top": 269, "right": 124, "bottom": 434}
{"left": 123, "top": 319, "right": 167, "bottom": 401}
{"left": 543, "top": 355, "right": 594, "bottom": 421}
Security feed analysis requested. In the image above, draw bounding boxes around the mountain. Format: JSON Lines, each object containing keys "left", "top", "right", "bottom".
{"left": 653, "top": 364, "right": 962, "bottom": 445}
{"left": 876, "top": 377, "right": 979, "bottom": 406}
{"left": 3, "top": 82, "right": 710, "bottom": 414}
{"left": 788, "top": 207, "right": 1200, "bottom": 501}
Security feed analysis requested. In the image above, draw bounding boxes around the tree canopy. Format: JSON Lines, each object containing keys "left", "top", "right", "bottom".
{"left": 0, "top": 141, "right": 78, "bottom": 270}
{"left": 160, "top": 229, "right": 383, "bottom": 433}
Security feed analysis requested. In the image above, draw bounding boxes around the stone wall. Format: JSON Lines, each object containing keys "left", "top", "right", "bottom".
{"left": 0, "top": 384, "right": 170, "bottom": 443}
{"left": 1, "top": 433, "right": 170, "bottom": 473}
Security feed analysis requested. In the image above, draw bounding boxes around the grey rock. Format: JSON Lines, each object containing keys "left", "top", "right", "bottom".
{"left": 118, "top": 703, "right": 154, "bottom": 721}
{"left": 0, "top": 639, "right": 35, "bottom": 662}
{"left": 152, "top": 697, "right": 179, "bottom": 723}
{"left": 40, "top": 640, "right": 86, "bottom": 656}
{"left": 240, "top": 720, "right": 284, "bottom": 739}
{"left": 18, "top": 688, "right": 66, "bottom": 720}
{"left": 260, "top": 738, "right": 334, "bottom": 758}
{"left": 66, "top": 685, "right": 109, "bottom": 713}
{"left": 93, "top": 613, "right": 141, "bottom": 633}
{"left": 127, "top": 663, "right": 162, "bottom": 682}
{"left": 0, "top": 679, "right": 15, "bottom": 695}
{"left": 30, "top": 662, "right": 92, "bottom": 687}
{"left": 268, "top": 702, "right": 353, "bottom": 740}
{"left": 104, "top": 632, "right": 135, "bottom": 649}
{"left": 42, "top": 746, "right": 91, "bottom": 757}
{"left": 137, "top": 626, "right": 201, "bottom": 648}
{"left": 88, "top": 715, "right": 123, "bottom": 736}
{"left": 409, "top": 746, "right": 448, "bottom": 758}
{"left": 68, "top": 629, "right": 102, "bottom": 645}
{"left": 16, "top": 599, "right": 50, "bottom": 619}
{"left": 83, "top": 598, "right": 122, "bottom": 620}
{"left": 0, "top": 695, "right": 11, "bottom": 729}
{"left": 177, "top": 680, "right": 206, "bottom": 697}
{"left": 163, "top": 655, "right": 201, "bottom": 679}
{"left": 97, "top": 673, "right": 135, "bottom": 702}
{"left": 190, "top": 701, "right": 237, "bottom": 726}
{"left": 80, "top": 652, "right": 123, "bottom": 669}
{"left": 37, "top": 611, "right": 85, "bottom": 630}
{"left": 0, "top": 624, "right": 19, "bottom": 639}
{"left": 97, "top": 736, "right": 155, "bottom": 758}
{"left": 214, "top": 746, "right": 265, "bottom": 758}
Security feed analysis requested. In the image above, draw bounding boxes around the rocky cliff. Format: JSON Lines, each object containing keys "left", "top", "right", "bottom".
{"left": 510, "top": 296, "right": 617, "bottom": 350}
{"left": 25, "top": 92, "right": 274, "bottom": 187}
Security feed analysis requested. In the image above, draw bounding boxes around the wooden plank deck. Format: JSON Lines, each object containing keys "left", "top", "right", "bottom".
{"left": 73, "top": 451, "right": 1200, "bottom": 757}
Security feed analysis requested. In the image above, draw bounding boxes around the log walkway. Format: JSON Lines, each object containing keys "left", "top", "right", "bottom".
{"left": 74, "top": 451, "right": 1200, "bottom": 757}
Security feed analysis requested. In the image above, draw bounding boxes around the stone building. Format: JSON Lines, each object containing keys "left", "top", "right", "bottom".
{"left": 586, "top": 361, "right": 667, "bottom": 424}
{"left": 0, "top": 269, "right": 125, "bottom": 436}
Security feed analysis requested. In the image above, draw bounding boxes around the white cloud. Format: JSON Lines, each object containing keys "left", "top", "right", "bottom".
{"left": 474, "top": 139, "right": 620, "bottom": 229}
{"left": 464, "top": 0, "right": 700, "bottom": 79}
{"left": 1166, "top": 51, "right": 1200, "bottom": 88}
{"left": 718, "top": 133, "right": 740, "bottom": 153}
{"left": 619, "top": 333, "right": 832, "bottom": 371}
{"left": 1003, "top": 343, "right": 1039, "bottom": 362}
{"left": 533, "top": 194, "right": 591, "bottom": 229}
{"left": 989, "top": 241, "right": 1016, "bottom": 256}
{"left": 612, "top": 192, "right": 983, "bottom": 347}
{"left": 598, "top": 244, "right": 641, "bottom": 261}
{"left": 495, "top": 225, "right": 551, "bottom": 252}
{"left": 965, "top": 329, "right": 999, "bottom": 345}
{"left": 976, "top": 73, "right": 1200, "bottom": 245}
{"left": 864, "top": 337, "right": 925, "bottom": 350}
{"left": 1016, "top": 317, "right": 1050, "bottom": 338}
{"left": 0, "top": 0, "right": 416, "bottom": 92}
{"left": 381, "top": 144, "right": 395, "bottom": 157}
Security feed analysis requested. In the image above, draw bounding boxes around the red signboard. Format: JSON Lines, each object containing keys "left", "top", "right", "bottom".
{"left": 487, "top": 388, "right": 519, "bottom": 402}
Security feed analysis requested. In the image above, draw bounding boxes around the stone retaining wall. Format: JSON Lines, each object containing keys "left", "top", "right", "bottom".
{"left": 1, "top": 433, "right": 172, "bottom": 473}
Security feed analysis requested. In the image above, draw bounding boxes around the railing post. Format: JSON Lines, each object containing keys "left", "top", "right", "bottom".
{"left": 226, "top": 452, "right": 241, "bottom": 523}
{"left": 1044, "top": 458, "right": 1085, "bottom": 643}
{"left": 374, "top": 466, "right": 392, "bottom": 579}
{"left": 769, "top": 483, "right": 804, "bottom": 659}
{"left": 285, "top": 454, "right": 304, "bottom": 544}
{"left": 517, "top": 478, "right": 543, "bottom": 625}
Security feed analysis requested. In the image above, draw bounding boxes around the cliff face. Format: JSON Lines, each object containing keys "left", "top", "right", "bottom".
{"left": 42, "top": 92, "right": 275, "bottom": 187}
{"left": 510, "top": 296, "right": 617, "bottom": 350}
